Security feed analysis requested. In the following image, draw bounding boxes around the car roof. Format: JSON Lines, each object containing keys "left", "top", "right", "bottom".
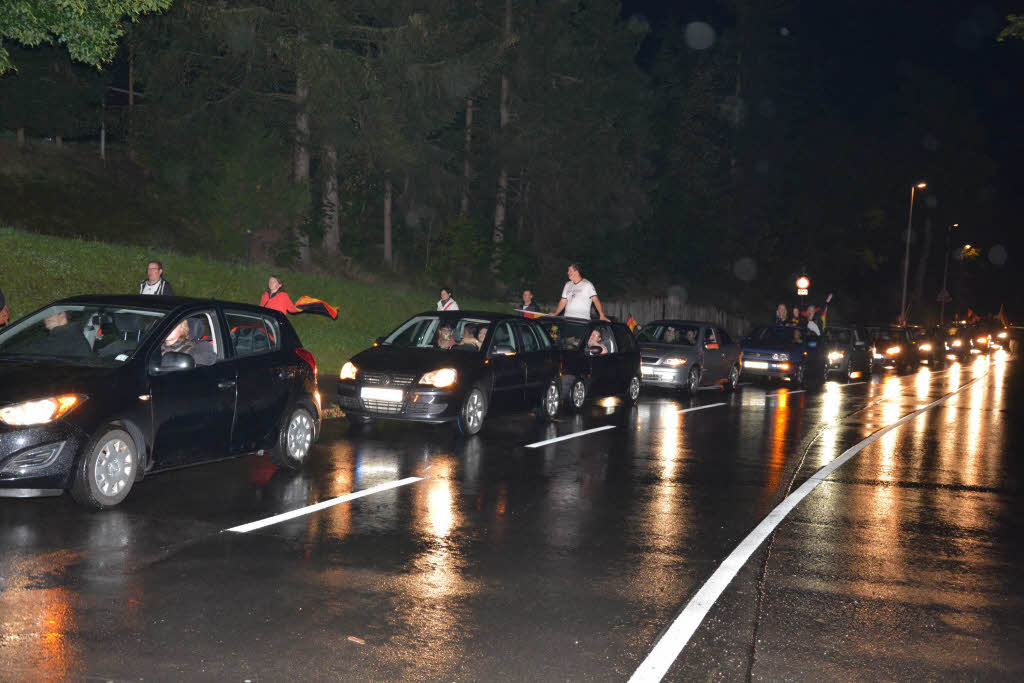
{"left": 645, "top": 319, "right": 713, "bottom": 327}
{"left": 421, "top": 310, "right": 522, "bottom": 324}
{"left": 539, "top": 315, "right": 629, "bottom": 328}
{"left": 55, "top": 294, "right": 280, "bottom": 318}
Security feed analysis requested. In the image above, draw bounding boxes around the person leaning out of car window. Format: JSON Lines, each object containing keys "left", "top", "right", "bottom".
{"left": 140, "top": 260, "right": 175, "bottom": 295}
{"left": 162, "top": 318, "right": 215, "bottom": 367}
{"left": 260, "top": 275, "right": 301, "bottom": 315}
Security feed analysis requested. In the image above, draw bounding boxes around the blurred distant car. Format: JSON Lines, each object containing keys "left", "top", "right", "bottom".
{"left": 870, "top": 327, "right": 917, "bottom": 374}
{"left": 336, "top": 312, "right": 562, "bottom": 436}
{"left": 820, "top": 325, "right": 872, "bottom": 381}
{"left": 968, "top": 325, "right": 992, "bottom": 355}
{"left": 635, "top": 320, "right": 742, "bottom": 393}
{"left": 740, "top": 325, "right": 824, "bottom": 386}
{"left": 940, "top": 324, "right": 973, "bottom": 362}
{"left": 537, "top": 317, "right": 641, "bottom": 412}
{"left": 906, "top": 325, "right": 945, "bottom": 368}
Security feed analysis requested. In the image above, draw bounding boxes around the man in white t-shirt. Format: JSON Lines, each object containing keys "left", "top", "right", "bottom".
{"left": 550, "top": 263, "right": 608, "bottom": 321}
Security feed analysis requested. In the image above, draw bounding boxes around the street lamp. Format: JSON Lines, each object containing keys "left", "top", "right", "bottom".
{"left": 939, "top": 222, "right": 957, "bottom": 325}
{"left": 900, "top": 181, "right": 927, "bottom": 322}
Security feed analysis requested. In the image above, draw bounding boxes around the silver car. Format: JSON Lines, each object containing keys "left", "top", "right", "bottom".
{"left": 637, "top": 320, "right": 742, "bottom": 394}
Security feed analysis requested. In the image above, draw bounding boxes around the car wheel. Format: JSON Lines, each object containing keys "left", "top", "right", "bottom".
{"left": 686, "top": 367, "right": 700, "bottom": 395}
{"left": 725, "top": 364, "right": 740, "bottom": 392}
{"left": 271, "top": 406, "right": 315, "bottom": 469}
{"left": 794, "top": 363, "right": 807, "bottom": 387}
{"left": 627, "top": 375, "right": 641, "bottom": 404}
{"left": 457, "top": 386, "right": 488, "bottom": 435}
{"left": 569, "top": 379, "right": 587, "bottom": 413}
{"left": 538, "top": 380, "right": 561, "bottom": 421}
{"left": 70, "top": 428, "right": 137, "bottom": 509}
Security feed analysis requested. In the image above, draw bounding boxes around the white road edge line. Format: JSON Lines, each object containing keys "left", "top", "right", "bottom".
{"left": 225, "top": 477, "right": 424, "bottom": 533}
{"left": 526, "top": 425, "right": 616, "bottom": 449}
{"left": 765, "top": 389, "right": 806, "bottom": 397}
{"left": 838, "top": 381, "right": 867, "bottom": 388}
{"left": 678, "top": 402, "right": 727, "bottom": 414}
{"left": 628, "top": 371, "right": 987, "bottom": 683}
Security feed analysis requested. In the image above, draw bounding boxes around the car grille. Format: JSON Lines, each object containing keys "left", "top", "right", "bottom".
{"left": 361, "top": 372, "right": 417, "bottom": 386}
{"left": 362, "top": 399, "right": 404, "bottom": 415}
{"left": 406, "top": 402, "right": 448, "bottom": 417}
{"left": 641, "top": 356, "right": 661, "bottom": 364}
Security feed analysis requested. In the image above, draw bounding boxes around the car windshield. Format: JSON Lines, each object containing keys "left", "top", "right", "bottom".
{"left": 383, "top": 315, "right": 492, "bottom": 351}
{"left": 824, "top": 328, "right": 852, "bottom": 345}
{"left": 0, "top": 304, "right": 166, "bottom": 365}
{"left": 875, "top": 328, "right": 904, "bottom": 342}
{"left": 637, "top": 324, "right": 699, "bottom": 346}
{"left": 539, "top": 319, "right": 589, "bottom": 350}
{"left": 751, "top": 326, "right": 807, "bottom": 346}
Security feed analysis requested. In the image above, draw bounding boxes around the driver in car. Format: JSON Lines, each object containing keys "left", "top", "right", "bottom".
{"left": 161, "top": 318, "right": 216, "bottom": 366}
{"left": 588, "top": 329, "right": 609, "bottom": 354}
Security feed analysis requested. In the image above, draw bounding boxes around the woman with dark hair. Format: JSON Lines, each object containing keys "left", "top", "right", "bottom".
{"left": 260, "top": 275, "right": 301, "bottom": 315}
{"left": 437, "top": 287, "right": 459, "bottom": 311}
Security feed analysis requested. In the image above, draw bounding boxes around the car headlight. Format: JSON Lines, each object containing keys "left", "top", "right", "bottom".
{"left": 976, "top": 337, "right": 988, "bottom": 344}
{"left": 420, "top": 368, "right": 457, "bottom": 388}
{"left": 886, "top": 346, "right": 901, "bottom": 355}
{"left": 827, "top": 351, "right": 845, "bottom": 362}
{"left": 951, "top": 339, "right": 962, "bottom": 347}
{"left": 0, "top": 395, "right": 83, "bottom": 426}
{"left": 998, "top": 331, "right": 1008, "bottom": 339}
{"left": 340, "top": 361, "right": 358, "bottom": 381}
{"left": 663, "top": 357, "right": 687, "bottom": 367}
{"left": 771, "top": 353, "right": 789, "bottom": 361}
{"left": 918, "top": 343, "right": 932, "bottom": 352}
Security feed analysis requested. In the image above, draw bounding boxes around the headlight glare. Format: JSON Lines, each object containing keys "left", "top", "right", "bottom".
{"left": 420, "top": 368, "right": 457, "bottom": 388}
{"left": 0, "top": 395, "right": 82, "bottom": 426}
{"left": 664, "top": 357, "right": 687, "bottom": 366}
{"left": 340, "top": 361, "right": 358, "bottom": 380}
{"left": 997, "top": 331, "right": 1007, "bottom": 339}
{"left": 951, "top": 340, "right": 962, "bottom": 347}
{"left": 918, "top": 343, "right": 932, "bottom": 352}
{"left": 976, "top": 337, "right": 988, "bottom": 344}
{"left": 827, "top": 351, "right": 845, "bottom": 362}
{"left": 886, "top": 346, "right": 901, "bottom": 355}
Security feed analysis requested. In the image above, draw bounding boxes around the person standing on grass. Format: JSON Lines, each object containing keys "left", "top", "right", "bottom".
{"left": 550, "top": 262, "right": 609, "bottom": 321}
{"left": 139, "top": 260, "right": 175, "bottom": 295}
{"left": 260, "top": 275, "right": 301, "bottom": 315}
{"left": 0, "top": 283, "right": 9, "bottom": 326}
{"left": 519, "top": 289, "right": 539, "bottom": 316}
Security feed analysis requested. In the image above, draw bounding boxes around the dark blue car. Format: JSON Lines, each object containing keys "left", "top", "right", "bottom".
{"left": 740, "top": 325, "right": 824, "bottom": 387}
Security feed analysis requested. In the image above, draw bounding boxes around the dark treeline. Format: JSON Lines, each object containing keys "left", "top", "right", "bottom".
{"left": 0, "top": 0, "right": 1017, "bottom": 325}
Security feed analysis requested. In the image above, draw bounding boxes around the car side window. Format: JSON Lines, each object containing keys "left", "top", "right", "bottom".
{"left": 517, "top": 323, "right": 541, "bottom": 352}
{"left": 226, "top": 311, "right": 277, "bottom": 358}
{"left": 613, "top": 325, "right": 635, "bottom": 351}
{"left": 705, "top": 327, "right": 718, "bottom": 345}
{"left": 490, "top": 321, "right": 518, "bottom": 354}
{"left": 530, "top": 322, "right": 552, "bottom": 349}
{"left": 589, "top": 324, "right": 616, "bottom": 353}
{"left": 152, "top": 311, "right": 221, "bottom": 369}
{"left": 717, "top": 328, "right": 732, "bottom": 346}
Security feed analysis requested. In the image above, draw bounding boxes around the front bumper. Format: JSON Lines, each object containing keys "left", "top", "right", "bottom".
{"left": 640, "top": 364, "right": 687, "bottom": 387}
{"left": 740, "top": 359, "right": 796, "bottom": 380}
{"left": 337, "top": 382, "right": 456, "bottom": 423}
{"left": 0, "top": 422, "right": 87, "bottom": 494}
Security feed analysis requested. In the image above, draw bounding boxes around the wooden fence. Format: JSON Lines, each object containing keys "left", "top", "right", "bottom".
{"left": 602, "top": 298, "right": 752, "bottom": 338}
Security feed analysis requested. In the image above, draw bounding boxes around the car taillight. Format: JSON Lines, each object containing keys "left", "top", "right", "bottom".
{"left": 295, "top": 348, "right": 317, "bottom": 376}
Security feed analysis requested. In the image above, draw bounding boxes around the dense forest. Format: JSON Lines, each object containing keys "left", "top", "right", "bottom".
{"left": 1, "top": 1, "right": 1020, "bottom": 324}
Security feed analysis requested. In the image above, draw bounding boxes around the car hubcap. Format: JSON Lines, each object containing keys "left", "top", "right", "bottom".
{"left": 93, "top": 438, "right": 133, "bottom": 498}
{"left": 545, "top": 385, "right": 559, "bottom": 416}
{"left": 287, "top": 412, "right": 313, "bottom": 460}
{"left": 689, "top": 370, "right": 698, "bottom": 393}
{"left": 730, "top": 366, "right": 739, "bottom": 387}
{"left": 629, "top": 376, "right": 640, "bottom": 400}
{"left": 465, "top": 391, "right": 484, "bottom": 430}
{"left": 572, "top": 382, "right": 585, "bottom": 408}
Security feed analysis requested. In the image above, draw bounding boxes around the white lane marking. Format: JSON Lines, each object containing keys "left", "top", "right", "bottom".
{"left": 226, "top": 477, "right": 424, "bottom": 533}
{"left": 677, "top": 402, "right": 727, "bottom": 414}
{"left": 838, "top": 381, "right": 867, "bottom": 388}
{"left": 628, "top": 371, "right": 987, "bottom": 683}
{"left": 525, "top": 425, "right": 616, "bottom": 449}
{"left": 765, "top": 390, "right": 805, "bottom": 397}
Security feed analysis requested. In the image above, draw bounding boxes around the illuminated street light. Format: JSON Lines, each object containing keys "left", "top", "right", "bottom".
{"left": 900, "top": 181, "right": 927, "bottom": 321}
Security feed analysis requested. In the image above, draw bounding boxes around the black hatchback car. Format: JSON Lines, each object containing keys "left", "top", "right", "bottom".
{"left": 0, "top": 295, "right": 321, "bottom": 508}
{"left": 820, "top": 325, "right": 872, "bottom": 380}
{"left": 337, "top": 311, "right": 562, "bottom": 435}
{"left": 536, "top": 316, "right": 642, "bottom": 411}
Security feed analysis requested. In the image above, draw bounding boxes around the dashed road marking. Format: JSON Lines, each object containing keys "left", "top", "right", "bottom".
{"left": 677, "top": 402, "right": 727, "bottom": 414}
{"left": 525, "top": 424, "right": 616, "bottom": 449}
{"left": 765, "top": 389, "right": 805, "bottom": 397}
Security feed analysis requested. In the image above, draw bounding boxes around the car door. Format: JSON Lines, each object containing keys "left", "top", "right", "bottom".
{"left": 517, "top": 322, "right": 557, "bottom": 405}
{"left": 716, "top": 327, "right": 738, "bottom": 376}
{"left": 613, "top": 324, "right": 640, "bottom": 390}
{"left": 148, "top": 310, "right": 237, "bottom": 469}
{"left": 487, "top": 321, "right": 526, "bottom": 413}
{"left": 700, "top": 326, "right": 724, "bottom": 382}
{"left": 585, "top": 322, "right": 618, "bottom": 397}
{"left": 225, "top": 309, "right": 295, "bottom": 453}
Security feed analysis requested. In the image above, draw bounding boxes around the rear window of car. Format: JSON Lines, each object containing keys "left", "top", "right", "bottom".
{"left": 637, "top": 324, "right": 699, "bottom": 345}
{"left": 825, "top": 328, "right": 852, "bottom": 344}
{"left": 539, "top": 319, "right": 589, "bottom": 350}
{"left": 226, "top": 311, "right": 280, "bottom": 357}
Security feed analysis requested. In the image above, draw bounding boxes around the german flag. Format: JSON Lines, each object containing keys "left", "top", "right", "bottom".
{"left": 626, "top": 316, "right": 638, "bottom": 333}
{"left": 517, "top": 308, "right": 545, "bottom": 319}
{"left": 295, "top": 296, "right": 339, "bottom": 320}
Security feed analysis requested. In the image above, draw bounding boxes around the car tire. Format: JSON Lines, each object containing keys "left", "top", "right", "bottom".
{"left": 538, "top": 380, "right": 561, "bottom": 421}
{"left": 270, "top": 406, "right": 316, "bottom": 470}
{"left": 627, "top": 375, "right": 641, "bottom": 404}
{"left": 569, "top": 379, "right": 588, "bottom": 413}
{"left": 685, "top": 367, "right": 701, "bottom": 395}
{"left": 70, "top": 427, "right": 138, "bottom": 509}
{"left": 794, "top": 363, "right": 807, "bottom": 388}
{"left": 457, "top": 385, "right": 488, "bottom": 435}
{"left": 725, "top": 364, "right": 740, "bottom": 392}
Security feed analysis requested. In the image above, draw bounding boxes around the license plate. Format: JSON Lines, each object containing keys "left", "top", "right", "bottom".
{"left": 744, "top": 360, "right": 768, "bottom": 370}
{"left": 360, "top": 387, "right": 404, "bottom": 402}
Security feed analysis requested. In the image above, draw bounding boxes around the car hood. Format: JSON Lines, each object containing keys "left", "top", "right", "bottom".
{"left": 0, "top": 359, "right": 121, "bottom": 406}
{"left": 350, "top": 345, "right": 482, "bottom": 375}
{"left": 639, "top": 344, "right": 699, "bottom": 358}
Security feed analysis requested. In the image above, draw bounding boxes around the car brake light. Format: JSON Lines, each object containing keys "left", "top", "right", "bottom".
{"left": 295, "top": 348, "right": 317, "bottom": 376}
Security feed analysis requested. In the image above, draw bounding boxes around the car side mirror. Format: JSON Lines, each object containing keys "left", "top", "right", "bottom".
{"left": 150, "top": 351, "right": 195, "bottom": 374}
{"left": 492, "top": 344, "right": 515, "bottom": 356}
{"left": 586, "top": 345, "right": 604, "bottom": 356}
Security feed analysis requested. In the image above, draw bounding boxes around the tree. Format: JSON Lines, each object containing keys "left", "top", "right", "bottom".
{"left": 0, "top": 0, "right": 172, "bottom": 73}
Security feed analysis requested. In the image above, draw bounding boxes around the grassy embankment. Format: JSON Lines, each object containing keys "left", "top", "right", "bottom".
{"left": 0, "top": 226, "right": 505, "bottom": 374}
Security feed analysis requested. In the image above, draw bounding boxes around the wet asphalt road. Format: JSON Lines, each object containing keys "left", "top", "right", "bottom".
{"left": 1, "top": 355, "right": 1022, "bottom": 681}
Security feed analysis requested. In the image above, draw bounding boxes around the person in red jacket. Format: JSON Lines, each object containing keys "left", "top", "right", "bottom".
{"left": 259, "top": 275, "right": 301, "bottom": 315}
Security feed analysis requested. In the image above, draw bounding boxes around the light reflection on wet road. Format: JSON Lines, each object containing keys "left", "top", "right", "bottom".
{"left": 1, "top": 355, "right": 1021, "bottom": 680}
